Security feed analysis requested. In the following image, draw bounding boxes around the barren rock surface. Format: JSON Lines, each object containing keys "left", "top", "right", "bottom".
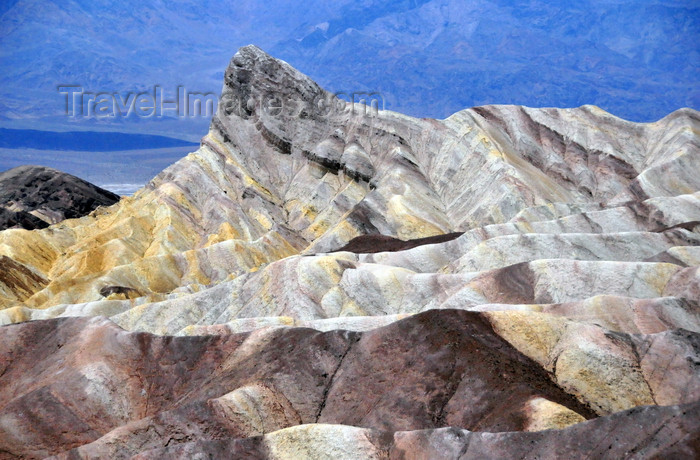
{"left": 0, "top": 165, "right": 120, "bottom": 231}
{"left": 0, "top": 46, "right": 698, "bottom": 458}
{"left": 128, "top": 403, "right": 700, "bottom": 460}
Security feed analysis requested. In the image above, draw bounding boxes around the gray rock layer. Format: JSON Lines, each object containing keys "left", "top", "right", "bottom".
{"left": 0, "top": 45, "right": 698, "bottom": 459}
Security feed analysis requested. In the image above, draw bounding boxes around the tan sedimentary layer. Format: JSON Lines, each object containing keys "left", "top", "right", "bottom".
{"left": 0, "top": 45, "right": 698, "bottom": 459}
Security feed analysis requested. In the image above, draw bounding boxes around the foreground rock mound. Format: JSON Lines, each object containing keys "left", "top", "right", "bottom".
{"left": 0, "top": 165, "right": 120, "bottom": 231}
{"left": 1, "top": 311, "right": 697, "bottom": 459}
{"left": 0, "top": 46, "right": 698, "bottom": 458}
{"left": 133, "top": 404, "right": 699, "bottom": 459}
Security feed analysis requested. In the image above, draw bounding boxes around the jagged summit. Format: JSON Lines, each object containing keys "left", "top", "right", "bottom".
{"left": 0, "top": 45, "right": 697, "bottom": 309}
{"left": 219, "top": 44, "right": 328, "bottom": 121}
{"left": 0, "top": 46, "right": 698, "bottom": 458}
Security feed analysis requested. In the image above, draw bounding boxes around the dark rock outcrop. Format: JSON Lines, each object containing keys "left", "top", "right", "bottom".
{"left": 0, "top": 165, "right": 120, "bottom": 230}
{"left": 0, "top": 207, "right": 48, "bottom": 231}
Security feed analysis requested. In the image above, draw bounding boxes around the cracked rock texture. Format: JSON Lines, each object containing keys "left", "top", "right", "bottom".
{"left": 0, "top": 45, "right": 698, "bottom": 458}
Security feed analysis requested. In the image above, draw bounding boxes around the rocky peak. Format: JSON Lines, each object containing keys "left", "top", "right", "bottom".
{"left": 0, "top": 165, "right": 120, "bottom": 231}
{"left": 0, "top": 46, "right": 698, "bottom": 459}
{"left": 0, "top": 46, "right": 698, "bottom": 310}
{"left": 219, "top": 44, "right": 329, "bottom": 122}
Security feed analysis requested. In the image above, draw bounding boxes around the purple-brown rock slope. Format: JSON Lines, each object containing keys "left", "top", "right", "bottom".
{"left": 0, "top": 46, "right": 698, "bottom": 458}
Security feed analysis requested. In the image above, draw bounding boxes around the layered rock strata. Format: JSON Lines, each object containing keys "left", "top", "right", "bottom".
{"left": 0, "top": 45, "right": 698, "bottom": 458}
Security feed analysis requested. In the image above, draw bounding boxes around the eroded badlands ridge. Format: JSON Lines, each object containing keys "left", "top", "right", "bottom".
{"left": 0, "top": 165, "right": 120, "bottom": 231}
{"left": 0, "top": 45, "right": 699, "bottom": 458}
{"left": 0, "top": 312, "right": 697, "bottom": 459}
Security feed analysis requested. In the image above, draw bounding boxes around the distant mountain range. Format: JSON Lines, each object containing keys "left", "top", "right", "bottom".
{"left": 0, "top": 128, "right": 197, "bottom": 151}
{"left": 0, "top": 129, "right": 198, "bottom": 195}
{"left": 0, "top": 0, "right": 698, "bottom": 140}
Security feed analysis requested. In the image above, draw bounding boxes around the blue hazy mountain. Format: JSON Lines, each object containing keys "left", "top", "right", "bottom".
{"left": 0, "top": 0, "right": 698, "bottom": 141}
{"left": 0, "top": 128, "right": 197, "bottom": 151}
